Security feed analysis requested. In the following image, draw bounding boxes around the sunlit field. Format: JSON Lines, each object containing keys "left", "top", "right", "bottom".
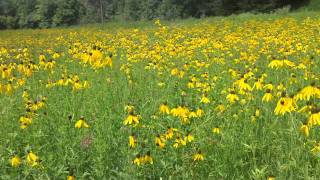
{"left": 0, "top": 12, "right": 320, "bottom": 179}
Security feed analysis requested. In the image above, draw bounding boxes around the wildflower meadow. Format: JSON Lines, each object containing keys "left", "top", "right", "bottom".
{"left": 0, "top": 12, "right": 320, "bottom": 179}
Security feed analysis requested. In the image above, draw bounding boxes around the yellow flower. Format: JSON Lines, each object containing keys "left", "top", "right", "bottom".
{"left": 133, "top": 154, "right": 142, "bottom": 166}
{"left": 268, "top": 59, "right": 295, "bottom": 69}
{"left": 171, "top": 106, "right": 189, "bottom": 118}
{"left": 159, "top": 103, "right": 170, "bottom": 114}
{"left": 187, "top": 81, "right": 195, "bottom": 88}
{"left": 300, "top": 124, "right": 309, "bottom": 137}
{"left": 268, "top": 60, "right": 283, "bottom": 68}
{"left": 189, "top": 111, "right": 198, "bottom": 118}
{"left": 185, "top": 133, "right": 194, "bottom": 142}
{"left": 212, "top": 127, "right": 221, "bottom": 134}
{"left": 123, "top": 113, "right": 140, "bottom": 125}
{"left": 226, "top": 90, "right": 239, "bottom": 104}
{"left": 296, "top": 83, "right": 319, "bottom": 101}
{"left": 196, "top": 108, "right": 204, "bottom": 117}
{"left": 105, "top": 55, "right": 113, "bottom": 67}
{"left": 165, "top": 127, "right": 177, "bottom": 140}
{"left": 10, "top": 156, "right": 22, "bottom": 168}
{"left": 133, "top": 152, "right": 153, "bottom": 166}
{"left": 75, "top": 117, "right": 90, "bottom": 128}
{"left": 67, "top": 175, "right": 76, "bottom": 180}
{"left": 200, "top": 95, "right": 210, "bottom": 104}
{"left": 236, "top": 78, "right": 252, "bottom": 92}
{"left": 267, "top": 176, "right": 276, "bottom": 180}
{"left": 173, "top": 135, "right": 187, "bottom": 148}
{"left": 274, "top": 96, "right": 296, "bottom": 115}
{"left": 193, "top": 151, "right": 204, "bottom": 161}
{"left": 19, "top": 115, "right": 32, "bottom": 129}
{"left": 155, "top": 135, "right": 166, "bottom": 149}
{"left": 307, "top": 110, "right": 320, "bottom": 127}
{"left": 154, "top": 19, "right": 161, "bottom": 26}
{"left": 129, "top": 135, "right": 136, "bottom": 148}
{"left": 262, "top": 89, "right": 273, "bottom": 102}
{"left": 27, "top": 151, "right": 39, "bottom": 167}
{"left": 264, "top": 83, "right": 274, "bottom": 90}
{"left": 253, "top": 79, "right": 263, "bottom": 90}
{"left": 143, "top": 151, "right": 153, "bottom": 165}
{"left": 39, "top": 54, "right": 46, "bottom": 62}
{"left": 214, "top": 104, "right": 226, "bottom": 113}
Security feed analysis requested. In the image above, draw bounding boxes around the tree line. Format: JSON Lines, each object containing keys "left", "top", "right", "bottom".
{"left": 0, "top": 0, "right": 310, "bottom": 29}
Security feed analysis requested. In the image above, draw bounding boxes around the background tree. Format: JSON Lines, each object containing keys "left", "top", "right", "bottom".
{"left": 16, "top": 0, "right": 36, "bottom": 28}
{"left": 33, "top": 0, "right": 56, "bottom": 28}
{"left": 0, "top": 0, "right": 313, "bottom": 29}
{"left": 52, "top": 0, "right": 81, "bottom": 27}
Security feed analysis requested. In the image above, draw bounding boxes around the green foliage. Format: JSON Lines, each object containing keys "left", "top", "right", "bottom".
{"left": 33, "top": 0, "right": 56, "bottom": 28}
{"left": 16, "top": 0, "right": 36, "bottom": 28}
{"left": 302, "top": 0, "right": 320, "bottom": 11}
{"left": 52, "top": 0, "right": 81, "bottom": 27}
{"left": 0, "top": 16, "right": 17, "bottom": 29}
{"left": 123, "top": 0, "right": 141, "bottom": 21}
{"left": 0, "top": 0, "right": 314, "bottom": 29}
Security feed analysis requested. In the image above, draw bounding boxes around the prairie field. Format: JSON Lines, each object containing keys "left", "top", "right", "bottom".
{"left": 0, "top": 12, "right": 320, "bottom": 179}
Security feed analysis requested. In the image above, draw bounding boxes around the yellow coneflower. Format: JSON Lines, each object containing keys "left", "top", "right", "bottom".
{"left": 262, "top": 89, "right": 273, "bottom": 102}
{"left": 296, "top": 82, "right": 320, "bottom": 101}
{"left": 212, "top": 127, "right": 221, "bottom": 134}
{"left": 268, "top": 60, "right": 283, "bottom": 69}
{"left": 274, "top": 95, "right": 296, "bottom": 115}
{"left": 133, "top": 154, "right": 142, "bottom": 166}
{"left": 264, "top": 83, "right": 274, "bottom": 90}
{"left": 67, "top": 169, "right": 75, "bottom": 180}
{"left": 237, "top": 78, "right": 252, "bottom": 92}
{"left": 187, "top": 80, "right": 195, "bottom": 89}
{"left": 129, "top": 134, "right": 136, "bottom": 148}
{"left": 105, "top": 55, "right": 113, "bottom": 67}
{"left": 267, "top": 175, "right": 276, "bottom": 180}
{"left": 268, "top": 59, "right": 295, "bottom": 69}
{"left": 75, "top": 117, "right": 90, "bottom": 128}
{"left": 200, "top": 95, "right": 210, "bottom": 104}
{"left": 193, "top": 150, "right": 204, "bottom": 161}
{"left": 67, "top": 175, "right": 76, "bottom": 180}
{"left": 143, "top": 151, "right": 153, "bottom": 165}
{"left": 253, "top": 78, "right": 263, "bottom": 90}
{"left": 307, "top": 109, "right": 320, "bottom": 127}
{"left": 214, "top": 104, "right": 226, "bottom": 113}
{"left": 165, "top": 127, "right": 177, "bottom": 140}
{"left": 10, "top": 155, "right": 22, "bottom": 168}
{"left": 173, "top": 135, "right": 187, "bottom": 148}
{"left": 20, "top": 115, "right": 32, "bottom": 129}
{"left": 123, "top": 113, "right": 140, "bottom": 125}
{"left": 155, "top": 135, "right": 166, "bottom": 149}
{"left": 27, "top": 151, "right": 39, "bottom": 167}
{"left": 226, "top": 90, "right": 239, "bottom": 104}
{"left": 159, "top": 103, "right": 170, "bottom": 114}
{"left": 189, "top": 111, "right": 198, "bottom": 118}
{"left": 196, "top": 108, "right": 204, "bottom": 117}
{"left": 300, "top": 123, "right": 309, "bottom": 137}
{"left": 185, "top": 133, "right": 194, "bottom": 143}
{"left": 171, "top": 106, "right": 189, "bottom": 118}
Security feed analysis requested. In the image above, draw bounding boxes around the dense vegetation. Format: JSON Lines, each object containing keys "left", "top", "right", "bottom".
{"left": 0, "top": 11, "right": 320, "bottom": 179}
{"left": 0, "top": 0, "right": 311, "bottom": 29}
